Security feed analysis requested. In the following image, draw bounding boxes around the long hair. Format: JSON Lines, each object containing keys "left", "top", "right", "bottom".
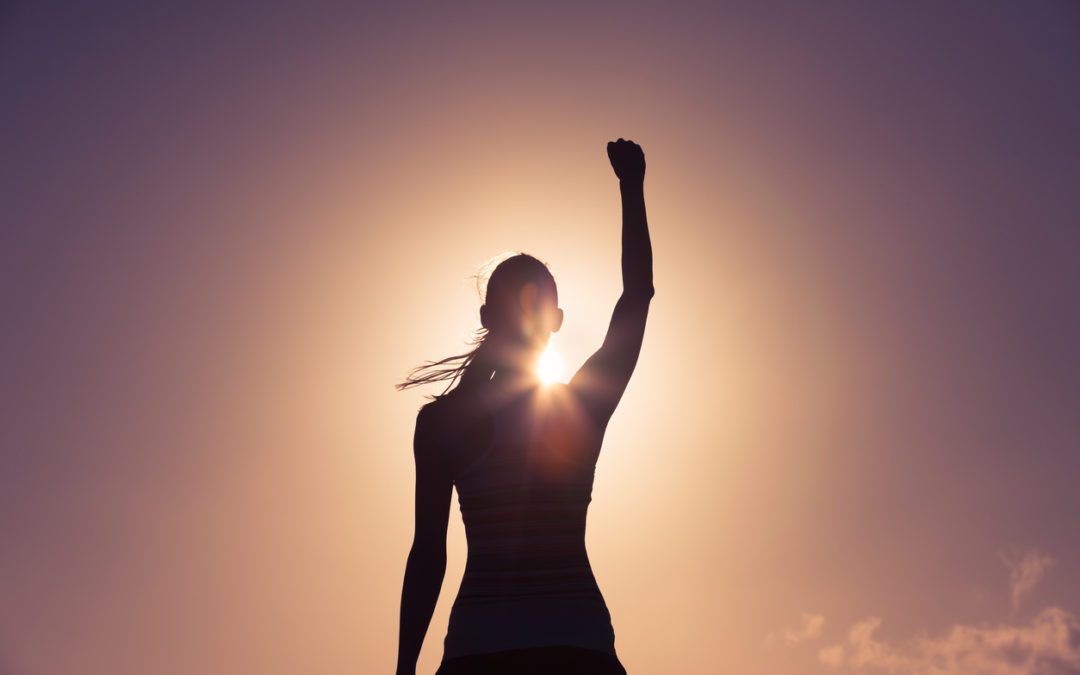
{"left": 396, "top": 252, "right": 555, "bottom": 398}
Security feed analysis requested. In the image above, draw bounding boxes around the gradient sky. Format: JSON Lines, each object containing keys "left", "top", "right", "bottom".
{"left": 2, "top": 2, "right": 1079, "bottom": 674}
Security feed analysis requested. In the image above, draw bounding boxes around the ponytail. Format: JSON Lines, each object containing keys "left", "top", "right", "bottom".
{"left": 395, "top": 329, "right": 495, "bottom": 398}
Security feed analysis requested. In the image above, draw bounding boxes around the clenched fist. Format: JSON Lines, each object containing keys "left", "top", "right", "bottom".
{"left": 607, "top": 138, "right": 645, "bottom": 183}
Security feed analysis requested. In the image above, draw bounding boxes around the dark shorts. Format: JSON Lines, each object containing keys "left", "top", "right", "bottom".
{"left": 435, "top": 646, "right": 627, "bottom": 674}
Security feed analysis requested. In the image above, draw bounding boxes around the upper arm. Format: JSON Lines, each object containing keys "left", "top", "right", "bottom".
{"left": 411, "top": 405, "right": 453, "bottom": 554}
{"left": 568, "top": 289, "right": 654, "bottom": 424}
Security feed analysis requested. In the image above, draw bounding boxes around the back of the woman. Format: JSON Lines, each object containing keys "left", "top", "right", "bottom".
{"left": 441, "top": 383, "right": 618, "bottom": 663}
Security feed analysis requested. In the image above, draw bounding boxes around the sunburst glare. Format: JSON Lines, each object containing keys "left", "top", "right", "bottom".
{"left": 537, "top": 344, "right": 565, "bottom": 384}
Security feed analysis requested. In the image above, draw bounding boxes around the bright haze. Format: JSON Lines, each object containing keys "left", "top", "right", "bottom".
{"left": 2, "top": 3, "right": 1078, "bottom": 674}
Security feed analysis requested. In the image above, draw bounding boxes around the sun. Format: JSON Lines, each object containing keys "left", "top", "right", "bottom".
{"left": 537, "top": 344, "right": 565, "bottom": 384}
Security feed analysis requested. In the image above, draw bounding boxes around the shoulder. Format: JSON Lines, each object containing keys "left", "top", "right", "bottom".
{"left": 412, "top": 401, "right": 452, "bottom": 477}
{"left": 415, "top": 393, "right": 471, "bottom": 432}
{"left": 413, "top": 392, "right": 489, "bottom": 461}
{"left": 414, "top": 399, "right": 452, "bottom": 446}
{"left": 551, "top": 381, "right": 606, "bottom": 418}
{"left": 415, "top": 399, "right": 440, "bottom": 429}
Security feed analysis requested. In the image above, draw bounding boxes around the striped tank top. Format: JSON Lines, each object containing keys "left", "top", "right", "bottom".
{"left": 442, "top": 384, "right": 617, "bottom": 660}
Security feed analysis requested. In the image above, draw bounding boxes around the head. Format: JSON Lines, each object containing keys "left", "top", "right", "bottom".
{"left": 396, "top": 252, "right": 563, "bottom": 397}
{"left": 479, "top": 254, "right": 563, "bottom": 358}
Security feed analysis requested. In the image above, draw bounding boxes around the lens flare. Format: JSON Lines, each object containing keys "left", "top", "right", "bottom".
{"left": 537, "top": 344, "right": 565, "bottom": 384}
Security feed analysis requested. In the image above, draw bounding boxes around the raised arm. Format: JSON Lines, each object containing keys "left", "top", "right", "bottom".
{"left": 569, "top": 139, "right": 654, "bottom": 424}
{"left": 396, "top": 405, "right": 453, "bottom": 675}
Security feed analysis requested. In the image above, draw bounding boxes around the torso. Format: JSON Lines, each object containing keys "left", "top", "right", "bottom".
{"left": 427, "top": 380, "right": 618, "bottom": 660}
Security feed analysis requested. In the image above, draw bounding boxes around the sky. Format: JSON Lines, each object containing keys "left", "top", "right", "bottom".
{"left": 2, "top": 2, "right": 1079, "bottom": 674}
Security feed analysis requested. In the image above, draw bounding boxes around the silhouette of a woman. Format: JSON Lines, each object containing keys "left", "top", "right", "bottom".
{"left": 396, "top": 139, "right": 653, "bottom": 675}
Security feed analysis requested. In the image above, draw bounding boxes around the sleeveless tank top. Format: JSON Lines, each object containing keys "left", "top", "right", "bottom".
{"left": 442, "top": 385, "right": 617, "bottom": 660}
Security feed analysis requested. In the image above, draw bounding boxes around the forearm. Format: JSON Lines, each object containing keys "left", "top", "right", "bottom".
{"left": 620, "top": 180, "right": 654, "bottom": 298}
{"left": 396, "top": 545, "right": 447, "bottom": 675}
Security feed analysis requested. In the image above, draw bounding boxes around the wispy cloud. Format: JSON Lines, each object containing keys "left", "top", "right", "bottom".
{"left": 1002, "top": 549, "right": 1056, "bottom": 612}
{"left": 766, "top": 612, "right": 826, "bottom": 649}
{"left": 813, "top": 549, "right": 1078, "bottom": 674}
{"left": 819, "top": 607, "right": 1080, "bottom": 674}
{"left": 786, "top": 612, "right": 826, "bottom": 644}
{"left": 819, "top": 644, "right": 845, "bottom": 667}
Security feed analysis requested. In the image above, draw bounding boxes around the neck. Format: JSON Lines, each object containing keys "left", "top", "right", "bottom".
{"left": 478, "top": 333, "right": 545, "bottom": 391}
{"left": 490, "top": 364, "right": 540, "bottom": 387}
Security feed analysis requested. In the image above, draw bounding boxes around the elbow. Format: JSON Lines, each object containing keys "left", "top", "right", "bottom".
{"left": 626, "top": 284, "right": 655, "bottom": 302}
{"left": 408, "top": 538, "right": 447, "bottom": 566}
{"left": 405, "top": 545, "right": 447, "bottom": 581}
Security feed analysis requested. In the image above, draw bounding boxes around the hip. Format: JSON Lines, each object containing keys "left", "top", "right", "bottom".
{"left": 443, "top": 594, "right": 616, "bottom": 661}
{"left": 436, "top": 645, "right": 626, "bottom": 675}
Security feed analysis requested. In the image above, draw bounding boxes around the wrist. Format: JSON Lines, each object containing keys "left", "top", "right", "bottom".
{"left": 619, "top": 178, "right": 644, "bottom": 191}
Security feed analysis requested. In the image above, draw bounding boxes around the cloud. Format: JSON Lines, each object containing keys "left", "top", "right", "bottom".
{"left": 1002, "top": 549, "right": 1056, "bottom": 611}
{"left": 779, "top": 612, "right": 826, "bottom": 645}
{"left": 818, "top": 607, "right": 1080, "bottom": 674}
{"left": 820, "top": 644, "right": 845, "bottom": 667}
{"left": 766, "top": 612, "right": 826, "bottom": 650}
{"left": 812, "top": 548, "right": 1078, "bottom": 674}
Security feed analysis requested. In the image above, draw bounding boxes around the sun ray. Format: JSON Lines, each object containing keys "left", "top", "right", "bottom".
{"left": 537, "top": 344, "right": 565, "bottom": 384}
